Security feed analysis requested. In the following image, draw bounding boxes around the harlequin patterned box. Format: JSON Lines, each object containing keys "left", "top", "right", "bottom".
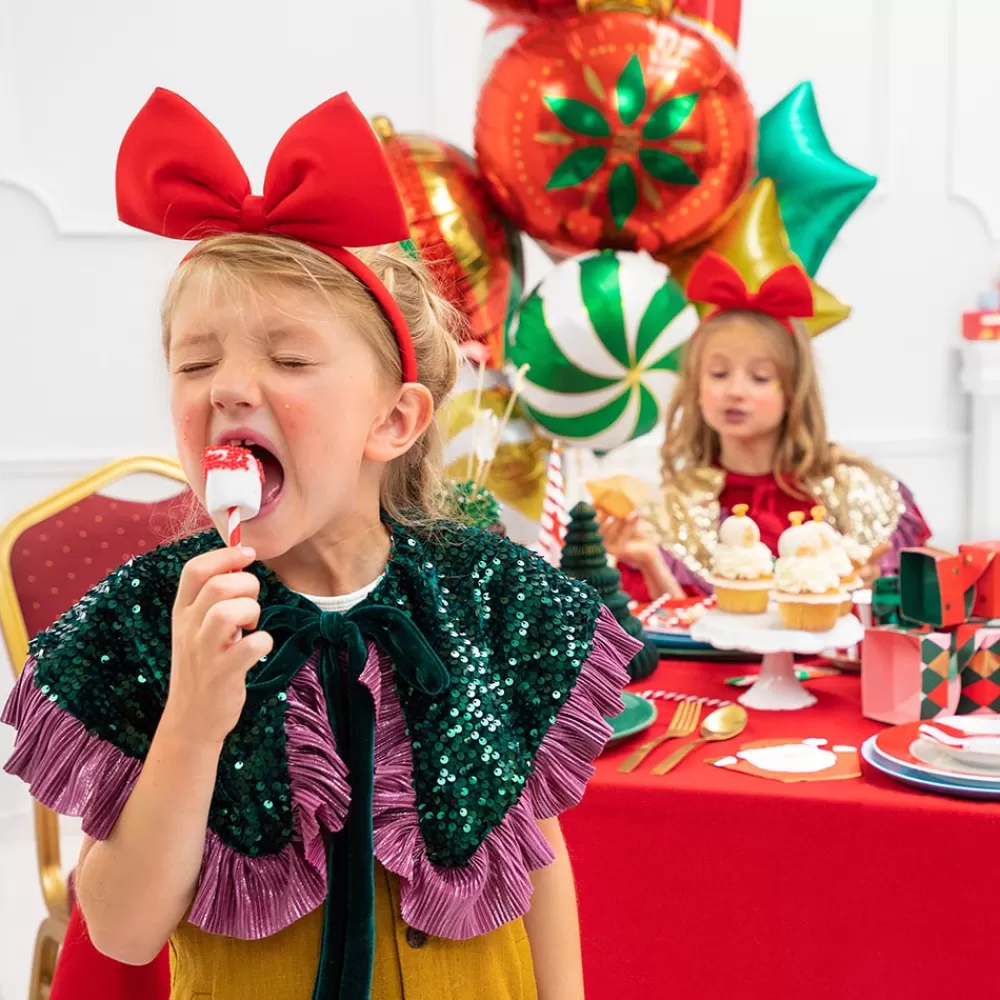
{"left": 861, "top": 627, "right": 959, "bottom": 724}
{"left": 957, "top": 625, "right": 1000, "bottom": 716}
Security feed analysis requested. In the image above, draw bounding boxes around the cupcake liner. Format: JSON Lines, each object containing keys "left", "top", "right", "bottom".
{"left": 775, "top": 593, "right": 843, "bottom": 632}
{"left": 715, "top": 585, "right": 770, "bottom": 615}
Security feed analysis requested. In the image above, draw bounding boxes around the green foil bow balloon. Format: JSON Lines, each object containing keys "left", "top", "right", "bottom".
{"left": 757, "top": 81, "right": 877, "bottom": 275}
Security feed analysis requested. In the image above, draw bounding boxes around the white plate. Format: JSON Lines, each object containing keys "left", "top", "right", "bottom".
{"left": 919, "top": 717, "right": 1000, "bottom": 770}
{"left": 910, "top": 738, "right": 1000, "bottom": 776}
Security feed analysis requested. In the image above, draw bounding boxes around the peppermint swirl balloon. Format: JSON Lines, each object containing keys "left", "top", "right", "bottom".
{"left": 508, "top": 250, "right": 698, "bottom": 452}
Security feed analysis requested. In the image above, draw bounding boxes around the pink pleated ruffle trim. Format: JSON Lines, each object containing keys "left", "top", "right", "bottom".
{"left": 2, "top": 604, "right": 637, "bottom": 940}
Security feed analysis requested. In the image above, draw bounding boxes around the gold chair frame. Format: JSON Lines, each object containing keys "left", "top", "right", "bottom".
{"left": 0, "top": 456, "right": 187, "bottom": 1000}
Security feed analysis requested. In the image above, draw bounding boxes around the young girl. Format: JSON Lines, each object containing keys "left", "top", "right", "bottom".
{"left": 601, "top": 251, "right": 931, "bottom": 603}
{"left": 2, "top": 89, "right": 639, "bottom": 1000}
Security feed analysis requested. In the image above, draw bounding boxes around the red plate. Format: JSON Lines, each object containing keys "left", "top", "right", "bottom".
{"left": 873, "top": 722, "right": 1000, "bottom": 783}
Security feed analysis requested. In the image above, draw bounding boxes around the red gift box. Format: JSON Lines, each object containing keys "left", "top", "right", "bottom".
{"left": 963, "top": 310, "right": 1000, "bottom": 340}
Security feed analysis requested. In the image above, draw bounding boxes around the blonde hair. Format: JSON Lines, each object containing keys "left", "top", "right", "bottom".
{"left": 661, "top": 310, "right": 870, "bottom": 499}
{"left": 160, "top": 233, "right": 462, "bottom": 527}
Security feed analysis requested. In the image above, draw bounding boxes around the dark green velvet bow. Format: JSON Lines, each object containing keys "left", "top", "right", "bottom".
{"left": 249, "top": 600, "right": 450, "bottom": 1000}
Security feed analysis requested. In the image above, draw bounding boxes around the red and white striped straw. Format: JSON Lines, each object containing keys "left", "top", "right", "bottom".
{"left": 227, "top": 506, "right": 241, "bottom": 548}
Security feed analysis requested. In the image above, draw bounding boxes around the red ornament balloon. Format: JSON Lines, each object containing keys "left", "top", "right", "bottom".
{"left": 472, "top": 0, "right": 577, "bottom": 16}
{"left": 374, "top": 117, "right": 523, "bottom": 367}
{"left": 475, "top": 13, "right": 755, "bottom": 257}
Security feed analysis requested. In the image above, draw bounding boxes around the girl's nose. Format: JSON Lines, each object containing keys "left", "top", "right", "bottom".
{"left": 209, "top": 364, "right": 262, "bottom": 413}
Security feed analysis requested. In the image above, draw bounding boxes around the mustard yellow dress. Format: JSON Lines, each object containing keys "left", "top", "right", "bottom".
{"left": 169, "top": 865, "right": 536, "bottom": 1000}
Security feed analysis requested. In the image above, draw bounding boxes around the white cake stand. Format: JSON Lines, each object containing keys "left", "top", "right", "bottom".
{"left": 689, "top": 609, "right": 864, "bottom": 711}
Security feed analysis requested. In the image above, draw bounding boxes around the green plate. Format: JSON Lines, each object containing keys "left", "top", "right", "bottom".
{"left": 605, "top": 692, "right": 657, "bottom": 745}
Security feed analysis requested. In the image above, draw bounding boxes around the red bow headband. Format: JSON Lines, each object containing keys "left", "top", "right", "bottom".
{"left": 116, "top": 88, "right": 418, "bottom": 383}
{"left": 685, "top": 251, "right": 814, "bottom": 335}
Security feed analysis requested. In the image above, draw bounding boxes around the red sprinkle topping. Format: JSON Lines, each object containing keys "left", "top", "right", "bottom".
{"left": 202, "top": 445, "right": 264, "bottom": 482}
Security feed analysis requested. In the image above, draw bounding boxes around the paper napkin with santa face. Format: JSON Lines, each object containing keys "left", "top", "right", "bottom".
{"left": 709, "top": 738, "right": 860, "bottom": 783}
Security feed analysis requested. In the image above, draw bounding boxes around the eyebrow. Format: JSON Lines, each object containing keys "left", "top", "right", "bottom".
{"left": 171, "top": 331, "right": 220, "bottom": 352}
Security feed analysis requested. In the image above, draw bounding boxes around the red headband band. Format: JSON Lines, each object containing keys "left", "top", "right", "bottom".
{"left": 685, "top": 250, "right": 814, "bottom": 335}
{"left": 116, "top": 88, "right": 418, "bottom": 383}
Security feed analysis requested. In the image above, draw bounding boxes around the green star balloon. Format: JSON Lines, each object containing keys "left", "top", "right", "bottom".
{"left": 757, "top": 82, "right": 877, "bottom": 275}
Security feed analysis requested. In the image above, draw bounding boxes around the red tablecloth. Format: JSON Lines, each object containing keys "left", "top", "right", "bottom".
{"left": 561, "top": 658, "right": 1000, "bottom": 1000}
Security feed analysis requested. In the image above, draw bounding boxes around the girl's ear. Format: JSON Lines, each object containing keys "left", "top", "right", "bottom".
{"left": 364, "top": 384, "right": 435, "bottom": 462}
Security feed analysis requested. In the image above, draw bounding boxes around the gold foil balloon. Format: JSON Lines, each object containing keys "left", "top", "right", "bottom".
{"left": 440, "top": 366, "right": 551, "bottom": 544}
{"left": 670, "top": 179, "right": 850, "bottom": 336}
{"left": 373, "top": 117, "right": 524, "bottom": 366}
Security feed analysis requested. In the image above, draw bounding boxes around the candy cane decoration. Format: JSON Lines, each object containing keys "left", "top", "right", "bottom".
{"left": 635, "top": 691, "right": 733, "bottom": 709}
{"left": 536, "top": 440, "right": 570, "bottom": 567}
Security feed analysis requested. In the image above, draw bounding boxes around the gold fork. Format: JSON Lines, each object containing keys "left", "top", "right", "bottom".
{"left": 617, "top": 698, "right": 702, "bottom": 773}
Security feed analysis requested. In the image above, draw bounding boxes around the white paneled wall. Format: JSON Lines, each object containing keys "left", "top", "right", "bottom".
{"left": 0, "top": 1, "right": 996, "bottom": 995}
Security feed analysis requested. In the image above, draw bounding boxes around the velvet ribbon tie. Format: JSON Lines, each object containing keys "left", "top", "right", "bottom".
{"left": 249, "top": 601, "right": 451, "bottom": 1000}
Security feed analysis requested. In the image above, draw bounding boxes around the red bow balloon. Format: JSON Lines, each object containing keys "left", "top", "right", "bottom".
{"left": 116, "top": 88, "right": 419, "bottom": 383}
{"left": 685, "top": 250, "right": 814, "bottom": 335}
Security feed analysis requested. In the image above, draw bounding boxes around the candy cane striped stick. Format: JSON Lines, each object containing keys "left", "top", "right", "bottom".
{"left": 227, "top": 506, "right": 242, "bottom": 547}
{"left": 635, "top": 690, "right": 733, "bottom": 709}
{"left": 537, "top": 440, "right": 570, "bottom": 568}
{"left": 635, "top": 589, "right": 678, "bottom": 624}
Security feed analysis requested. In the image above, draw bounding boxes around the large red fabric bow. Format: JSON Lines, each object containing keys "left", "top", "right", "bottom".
{"left": 685, "top": 250, "right": 814, "bottom": 335}
{"left": 116, "top": 88, "right": 418, "bottom": 382}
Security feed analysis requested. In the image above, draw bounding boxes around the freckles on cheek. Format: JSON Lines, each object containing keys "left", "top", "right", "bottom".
{"left": 275, "top": 397, "right": 311, "bottom": 439}
{"left": 172, "top": 404, "right": 198, "bottom": 446}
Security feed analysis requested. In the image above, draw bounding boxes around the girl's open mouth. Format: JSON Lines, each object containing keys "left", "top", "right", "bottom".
{"left": 221, "top": 435, "right": 285, "bottom": 514}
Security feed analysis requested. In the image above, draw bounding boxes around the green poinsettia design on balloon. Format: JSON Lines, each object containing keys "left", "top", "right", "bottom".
{"left": 541, "top": 54, "right": 701, "bottom": 229}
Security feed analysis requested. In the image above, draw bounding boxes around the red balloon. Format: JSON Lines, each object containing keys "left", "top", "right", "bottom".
{"left": 472, "top": 0, "right": 577, "bottom": 16}
{"left": 475, "top": 13, "right": 755, "bottom": 257}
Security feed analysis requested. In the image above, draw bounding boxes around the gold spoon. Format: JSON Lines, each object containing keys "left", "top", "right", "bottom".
{"left": 650, "top": 703, "right": 749, "bottom": 776}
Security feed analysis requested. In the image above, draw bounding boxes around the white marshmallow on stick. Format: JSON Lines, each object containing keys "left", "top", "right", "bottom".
{"left": 202, "top": 446, "right": 264, "bottom": 546}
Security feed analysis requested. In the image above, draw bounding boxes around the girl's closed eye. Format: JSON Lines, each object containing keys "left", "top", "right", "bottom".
{"left": 271, "top": 355, "right": 313, "bottom": 369}
{"left": 174, "top": 359, "right": 218, "bottom": 375}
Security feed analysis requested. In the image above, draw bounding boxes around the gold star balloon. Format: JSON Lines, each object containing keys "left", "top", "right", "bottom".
{"left": 669, "top": 178, "right": 850, "bottom": 336}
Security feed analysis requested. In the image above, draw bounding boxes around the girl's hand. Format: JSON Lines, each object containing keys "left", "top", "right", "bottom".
{"left": 163, "top": 546, "right": 274, "bottom": 746}
{"left": 597, "top": 511, "right": 685, "bottom": 599}
{"left": 597, "top": 511, "right": 660, "bottom": 567}
{"left": 858, "top": 543, "right": 891, "bottom": 588}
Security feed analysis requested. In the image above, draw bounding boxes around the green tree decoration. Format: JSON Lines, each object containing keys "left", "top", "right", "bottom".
{"left": 560, "top": 502, "right": 659, "bottom": 681}
{"left": 445, "top": 480, "right": 507, "bottom": 536}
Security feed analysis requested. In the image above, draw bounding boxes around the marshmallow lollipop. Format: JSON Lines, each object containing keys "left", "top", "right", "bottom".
{"left": 202, "top": 446, "right": 264, "bottom": 547}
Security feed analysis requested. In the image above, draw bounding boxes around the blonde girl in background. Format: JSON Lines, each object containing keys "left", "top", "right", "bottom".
{"left": 600, "top": 251, "right": 930, "bottom": 603}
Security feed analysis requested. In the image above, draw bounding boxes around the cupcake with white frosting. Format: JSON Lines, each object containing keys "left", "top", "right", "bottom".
{"left": 774, "top": 512, "right": 844, "bottom": 632}
{"left": 710, "top": 504, "right": 774, "bottom": 614}
{"left": 810, "top": 506, "right": 862, "bottom": 615}
{"left": 840, "top": 533, "right": 873, "bottom": 575}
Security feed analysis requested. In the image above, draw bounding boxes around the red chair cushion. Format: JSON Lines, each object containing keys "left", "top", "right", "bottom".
{"left": 11, "top": 490, "right": 207, "bottom": 641}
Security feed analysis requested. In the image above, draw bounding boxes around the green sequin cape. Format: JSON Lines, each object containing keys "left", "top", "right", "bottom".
{"left": 2, "top": 520, "right": 636, "bottom": 943}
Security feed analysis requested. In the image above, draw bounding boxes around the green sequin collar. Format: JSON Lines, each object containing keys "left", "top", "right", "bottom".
{"left": 28, "top": 518, "right": 604, "bottom": 868}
